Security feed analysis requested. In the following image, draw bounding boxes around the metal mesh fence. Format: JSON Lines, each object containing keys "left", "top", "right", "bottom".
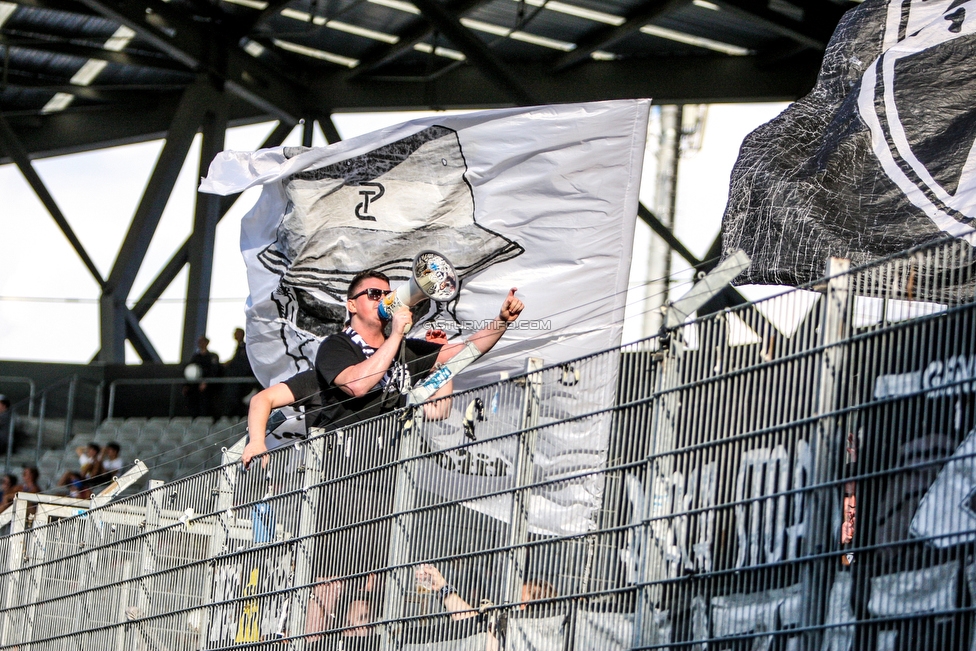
{"left": 2, "top": 236, "right": 976, "bottom": 650}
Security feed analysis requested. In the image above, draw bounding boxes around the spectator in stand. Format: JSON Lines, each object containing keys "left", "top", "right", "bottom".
{"left": 183, "top": 335, "right": 222, "bottom": 419}
{"left": 54, "top": 471, "right": 92, "bottom": 500}
{"left": 415, "top": 564, "right": 556, "bottom": 619}
{"left": 75, "top": 442, "right": 103, "bottom": 479}
{"left": 0, "top": 473, "right": 19, "bottom": 511}
{"left": 223, "top": 328, "right": 258, "bottom": 420}
{"left": 0, "top": 395, "right": 10, "bottom": 450}
{"left": 20, "top": 466, "right": 40, "bottom": 494}
{"left": 101, "top": 442, "right": 124, "bottom": 475}
{"left": 412, "top": 564, "right": 557, "bottom": 651}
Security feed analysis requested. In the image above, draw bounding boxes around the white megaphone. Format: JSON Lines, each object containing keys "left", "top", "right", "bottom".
{"left": 378, "top": 250, "right": 459, "bottom": 320}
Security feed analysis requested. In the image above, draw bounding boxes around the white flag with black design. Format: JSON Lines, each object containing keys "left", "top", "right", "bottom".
{"left": 201, "top": 100, "right": 648, "bottom": 535}
{"left": 201, "top": 100, "right": 647, "bottom": 389}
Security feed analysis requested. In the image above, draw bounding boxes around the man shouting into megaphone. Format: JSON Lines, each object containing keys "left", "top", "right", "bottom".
{"left": 242, "top": 269, "right": 524, "bottom": 467}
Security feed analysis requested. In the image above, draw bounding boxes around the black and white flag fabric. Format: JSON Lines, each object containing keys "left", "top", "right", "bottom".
{"left": 723, "top": 0, "right": 976, "bottom": 286}
{"left": 201, "top": 100, "right": 647, "bottom": 389}
{"left": 200, "top": 101, "right": 649, "bottom": 535}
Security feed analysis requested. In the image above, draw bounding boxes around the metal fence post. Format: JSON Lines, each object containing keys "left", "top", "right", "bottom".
{"left": 0, "top": 498, "right": 28, "bottom": 647}
{"left": 286, "top": 431, "right": 324, "bottom": 645}
{"left": 505, "top": 357, "right": 544, "bottom": 606}
{"left": 5, "top": 412, "right": 15, "bottom": 475}
{"left": 801, "top": 256, "right": 851, "bottom": 651}
{"left": 136, "top": 481, "right": 164, "bottom": 613}
{"left": 20, "top": 515, "right": 48, "bottom": 646}
{"left": 107, "top": 381, "right": 117, "bottom": 421}
{"left": 93, "top": 382, "right": 104, "bottom": 430}
{"left": 196, "top": 444, "right": 242, "bottom": 650}
{"left": 633, "top": 333, "right": 682, "bottom": 648}
{"left": 379, "top": 418, "right": 423, "bottom": 647}
{"left": 64, "top": 375, "right": 77, "bottom": 448}
{"left": 72, "top": 500, "right": 101, "bottom": 636}
{"left": 35, "top": 394, "right": 46, "bottom": 466}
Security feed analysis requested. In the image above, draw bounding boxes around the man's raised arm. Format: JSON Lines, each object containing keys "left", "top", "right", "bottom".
{"left": 435, "top": 288, "right": 525, "bottom": 366}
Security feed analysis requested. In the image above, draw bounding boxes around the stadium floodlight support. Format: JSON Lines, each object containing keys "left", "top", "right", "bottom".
{"left": 182, "top": 101, "right": 228, "bottom": 362}
{"left": 99, "top": 77, "right": 217, "bottom": 364}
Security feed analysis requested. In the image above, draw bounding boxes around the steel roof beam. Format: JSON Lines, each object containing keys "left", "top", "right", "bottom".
{"left": 11, "top": 0, "right": 99, "bottom": 15}
{"left": 64, "top": 0, "right": 306, "bottom": 123}
{"left": 317, "top": 112, "right": 341, "bottom": 144}
{"left": 0, "top": 33, "right": 194, "bottom": 72}
{"left": 3, "top": 54, "right": 821, "bottom": 161}
{"left": 712, "top": 0, "right": 839, "bottom": 51}
{"left": 638, "top": 202, "right": 699, "bottom": 267}
{"left": 125, "top": 310, "right": 162, "bottom": 363}
{"left": 348, "top": 0, "right": 489, "bottom": 78}
{"left": 638, "top": 204, "right": 775, "bottom": 331}
{"left": 107, "top": 78, "right": 213, "bottom": 298}
{"left": 0, "top": 113, "right": 105, "bottom": 287}
{"left": 182, "top": 100, "right": 226, "bottom": 362}
{"left": 100, "top": 77, "right": 214, "bottom": 363}
{"left": 0, "top": 113, "right": 166, "bottom": 362}
{"left": 408, "top": 0, "right": 535, "bottom": 105}
{"left": 243, "top": 0, "right": 301, "bottom": 34}
{"left": 130, "top": 120, "right": 293, "bottom": 322}
{"left": 553, "top": 0, "right": 689, "bottom": 72}
{"left": 0, "top": 92, "right": 268, "bottom": 161}
{"left": 315, "top": 53, "right": 820, "bottom": 108}
{"left": 0, "top": 78, "right": 189, "bottom": 102}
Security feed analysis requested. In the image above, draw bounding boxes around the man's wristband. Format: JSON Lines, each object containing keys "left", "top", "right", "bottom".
{"left": 440, "top": 585, "right": 457, "bottom": 601}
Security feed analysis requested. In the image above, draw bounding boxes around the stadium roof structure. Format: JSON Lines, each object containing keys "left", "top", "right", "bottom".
{"left": 0, "top": 0, "right": 855, "bottom": 364}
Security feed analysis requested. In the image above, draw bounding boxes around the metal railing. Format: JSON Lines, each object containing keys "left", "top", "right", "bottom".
{"left": 1, "top": 375, "right": 104, "bottom": 472}
{"left": 0, "top": 376, "right": 35, "bottom": 473}
{"left": 1, "top": 235, "right": 975, "bottom": 650}
{"left": 106, "top": 376, "right": 260, "bottom": 420}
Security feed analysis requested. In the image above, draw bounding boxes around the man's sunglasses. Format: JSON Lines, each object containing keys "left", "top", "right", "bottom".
{"left": 350, "top": 288, "right": 392, "bottom": 301}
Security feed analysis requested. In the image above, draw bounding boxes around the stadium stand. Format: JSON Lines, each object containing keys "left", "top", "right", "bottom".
{"left": 7, "top": 415, "right": 244, "bottom": 493}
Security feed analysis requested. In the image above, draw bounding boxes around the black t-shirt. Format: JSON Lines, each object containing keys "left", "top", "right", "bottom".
{"left": 284, "top": 331, "right": 441, "bottom": 431}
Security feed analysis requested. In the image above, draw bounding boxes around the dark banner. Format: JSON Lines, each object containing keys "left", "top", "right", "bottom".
{"left": 722, "top": 0, "right": 976, "bottom": 286}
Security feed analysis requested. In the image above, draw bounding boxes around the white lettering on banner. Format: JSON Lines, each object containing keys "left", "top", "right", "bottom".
{"left": 207, "top": 552, "right": 294, "bottom": 645}
{"left": 650, "top": 472, "right": 680, "bottom": 578}
{"left": 787, "top": 441, "right": 811, "bottom": 560}
{"left": 867, "top": 564, "right": 958, "bottom": 617}
{"left": 874, "top": 355, "right": 976, "bottom": 400}
{"left": 694, "top": 463, "right": 717, "bottom": 573}
{"left": 650, "top": 470, "right": 693, "bottom": 578}
{"left": 647, "top": 462, "right": 719, "bottom": 577}
{"left": 624, "top": 442, "right": 809, "bottom": 581}
{"left": 922, "top": 355, "right": 976, "bottom": 397}
{"left": 822, "top": 572, "right": 855, "bottom": 651}
{"left": 735, "top": 443, "right": 809, "bottom": 569}
{"left": 209, "top": 562, "right": 243, "bottom": 645}
{"left": 258, "top": 548, "right": 292, "bottom": 638}
{"left": 620, "top": 474, "right": 643, "bottom": 585}
{"left": 711, "top": 584, "right": 802, "bottom": 650}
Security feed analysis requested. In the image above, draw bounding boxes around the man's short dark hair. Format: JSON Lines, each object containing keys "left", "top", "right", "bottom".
{"left": 347, "top": 270, "right": 390, "bottom": 299}
{"left": 106, "top": 442, "right": 121, "bottom": 454}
